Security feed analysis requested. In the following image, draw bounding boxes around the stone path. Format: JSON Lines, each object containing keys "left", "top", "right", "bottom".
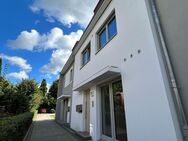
{"left": 27, "top": 114, "right": 79, "bottom": 141}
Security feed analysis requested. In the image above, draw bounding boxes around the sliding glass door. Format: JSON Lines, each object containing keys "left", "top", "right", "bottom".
{"left": 101, "top": 80, "right": 127, "bottom": 141}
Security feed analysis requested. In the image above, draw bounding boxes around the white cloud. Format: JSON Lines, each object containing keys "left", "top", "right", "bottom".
{"left": 40, "top": 49, "right": 71, "bottom": 75}
{"left": 0, "top": 54, "right": 32, "bottom": 80}
{"left": 40, "top": 28, "right": 83, "bottom": 75}
{"left": 6, "top": 27, "right": 83, "bottom": 75}
{"left": 40, "top": 28, "right": 83, "bottom": 50}
{"left": 7, "top": 27, "right": 83, "bottom": 51}
{"left": 30, "top": 0, "right": 98, "bottom": 27}
{"left": 1, "top": 54, "right": 32, "bottom": 72}
{"left": 7, "top": 71, "right": 29, "bottom": 80}
{"left": 7, "top": 30, "right": 40, "bottom": 51}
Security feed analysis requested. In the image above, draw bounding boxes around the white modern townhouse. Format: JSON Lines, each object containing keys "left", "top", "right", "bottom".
{"left": 56, "top": 0, "right": 188, "bottom": 141}
{"left": 56, "top": 54, "right": 74, "bottom": 125}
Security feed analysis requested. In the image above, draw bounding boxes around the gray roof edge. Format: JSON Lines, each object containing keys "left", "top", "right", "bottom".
{"left": 60, "top": 53, "right": 74, "bottom": 75}
{"left": 72, "top": 0, "right": 112, "bottom": 54}
{"left": 59, "top": 0, "right": 112, "bottom": 75}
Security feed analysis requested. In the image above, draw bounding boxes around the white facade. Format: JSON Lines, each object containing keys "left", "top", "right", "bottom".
{"left": 57, "top": 0, "right": 184, "bottom": 141}
{"left": 56, "top": 63, "right": 74, "bottom": 124}
{"left": 64, "top": 66, "right": 73, "bottom": 87}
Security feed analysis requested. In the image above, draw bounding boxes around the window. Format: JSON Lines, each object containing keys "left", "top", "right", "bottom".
{"left": 108, "top": 17, "right": 117, "bottom": 40}
{"left": 70, "top": 69, "right": 73, "bottom": 82}
{"left": 82, "top": 43, "right": 91, "bottom": 67}
{"left": 98, "top": 13, "right": 117, "bottom": 51}
{"left": 99, "top": 28, "right": 107, "bottom": 48}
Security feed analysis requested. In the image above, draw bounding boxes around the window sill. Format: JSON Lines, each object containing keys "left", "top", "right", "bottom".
{"left": 80, "top": 60, "right": 90, "bottom": 70}
{"left": 95, "top": 33, "right": 117, "bottom": 55}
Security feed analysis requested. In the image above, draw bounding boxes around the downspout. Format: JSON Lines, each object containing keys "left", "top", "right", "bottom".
{"left": 149, "top": 0, "right": 187, "bottom": 128}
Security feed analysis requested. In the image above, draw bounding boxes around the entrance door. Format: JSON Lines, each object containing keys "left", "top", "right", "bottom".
{"left": 101, "top": 81, "right": 127, "bottom": 141}
{"left": 85, "top": 90, "right": 90, "bottom": 132}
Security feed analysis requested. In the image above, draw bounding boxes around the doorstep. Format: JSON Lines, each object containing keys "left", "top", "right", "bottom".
{"left": 76, "top": 131, "right": 92, "bottom": 140}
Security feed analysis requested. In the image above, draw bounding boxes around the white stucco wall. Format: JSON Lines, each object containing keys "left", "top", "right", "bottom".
{"left": 71, "top": 0, "right": 181, "bottom": 141}
{"left": 89, "top": 86, "right": 99, "bottom": 141}
{"left": 70, "top": 91, "right": 84, "bottom": 131}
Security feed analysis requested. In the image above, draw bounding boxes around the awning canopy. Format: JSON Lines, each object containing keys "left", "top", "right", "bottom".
{"left": 73, "top": 66, "right": 121, "bottom": 91}
{"left": 57, "top": 95, "right": 71, "bottom": 100}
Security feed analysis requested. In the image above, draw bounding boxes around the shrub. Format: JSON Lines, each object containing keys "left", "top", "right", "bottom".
{"left": 0, "top": 112, "right": 34, "bottom": 141}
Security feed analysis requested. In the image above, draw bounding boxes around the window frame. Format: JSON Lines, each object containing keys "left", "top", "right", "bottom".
{"left": 96, "top": 10, "right": 117, "bottom": 53}
{"left": 81, "top": 42, "right": 91, "bottom": 69}
{"left": 70, "top": 69, "right": 73, "bottom": 83}
{"left": 107, "top": 16, "right": 117, "bottom": 41}
{"left": 98, "top": 27, "right": 107, "bottom": 49}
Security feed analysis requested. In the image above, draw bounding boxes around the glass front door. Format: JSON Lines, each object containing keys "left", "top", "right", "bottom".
{"left": 101, "top": 80, "right": 127, "bottom": 141}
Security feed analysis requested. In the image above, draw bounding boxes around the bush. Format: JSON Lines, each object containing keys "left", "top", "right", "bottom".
{"left": 0, "top": 112, "right": 34, "bottom": 141}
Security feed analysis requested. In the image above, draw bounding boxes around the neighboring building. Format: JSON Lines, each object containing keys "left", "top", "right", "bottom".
{"left": 56, "top": 0, "right": 188, "bottom": 141}
{"left": 56, "top": 54, "right": 74, "bottom": 125}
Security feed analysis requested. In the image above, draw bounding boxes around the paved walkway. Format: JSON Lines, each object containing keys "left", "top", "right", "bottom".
{"left": 27, "top": 114, "right": 79, "bottom": 141}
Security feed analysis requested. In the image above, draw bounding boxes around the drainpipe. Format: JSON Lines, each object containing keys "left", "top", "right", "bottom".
{"left": 149, "top": 0, "right": 187, "bottom": 128}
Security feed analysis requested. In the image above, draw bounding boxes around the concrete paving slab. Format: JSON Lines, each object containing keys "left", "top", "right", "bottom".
{"left": 27, "top": 114, "right": 79, "bottom": 141}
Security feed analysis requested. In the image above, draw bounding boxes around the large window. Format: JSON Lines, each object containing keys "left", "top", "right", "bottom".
{"left": 82, "top": 43, "right": 91, "bottom": 67}
{"left": 98, "top": 13, "right": 117, "bottom": 50}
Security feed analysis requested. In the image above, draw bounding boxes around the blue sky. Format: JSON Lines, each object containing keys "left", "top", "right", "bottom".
{"left": 0, "top": 0, "right": 97, "bottom": 86}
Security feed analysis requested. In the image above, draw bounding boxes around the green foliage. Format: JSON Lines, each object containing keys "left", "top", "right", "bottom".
{"left": 0, "top": 78, "right": 43, "bottom": 115}
{"left": 0, "top": 77, "right": 16, "bottom": 97}
{"left": 0, "top": 112, "right": 34, "bottom": 141}
{"left": 40, "top": 94, "right": 55, "bottom": 109}
{"left": 39, "top": 79, "right": 58, "bottom": 111}
{"left": 39, "top": 79, "right": 47, "bottom": 95}
{"left": 30, "top": 90, "right": 43, "bottom": 112}
{"left": 0, "top": 77, "right": 25, "bottom": 114}
{"left": 16, "top": 79, "right": 44, "bottom": 112}
{"left": 40, "top": 95, "right": 56, "bottom": 112}
{"left": 48, "top": 79, "right": 58, "bottom": 99}
{"left": 17, "top": 79, "right": 38, "bottom": 97}
{"left": 1, "top": 93, "right": 29, "bottom": 114}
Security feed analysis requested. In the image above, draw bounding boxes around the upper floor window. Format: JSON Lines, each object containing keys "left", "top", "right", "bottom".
{"left": 82, "top": 43, "right": 91, "bottom": 67}
{"left": 99, "top": 28, "right": 107, "bottom": 48}
{"left": 98, "top": 12, "right": 117, "bottom": 51}
{"left": 70, "top": 69, "right": 73, "bottom": 82}
{"left": 108, "top": 16, "right": 117, "bottom": 40}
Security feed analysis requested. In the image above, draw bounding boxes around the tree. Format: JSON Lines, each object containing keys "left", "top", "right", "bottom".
{"left": 0, "top": 78, "right": 43, "bottom": 115}
{"left": 39, "top": 79, "right": 47, "bottom": 96}
{"left": 17, "top": 79, "right": 38, "bottom": 98}
{"left": 39, "top": 80, "right": 58, "bottom": 111}
{"left": 48, "top": 79, "right": 58, "bottom": 99}
{"left": 0, "top": 77, "right": 29, "bottom": 114}
{"left": 30, "top": 90, "right": 43, "bottom": 112}
{"left": 39, "top": 94, "right": 56, "bottom": 110}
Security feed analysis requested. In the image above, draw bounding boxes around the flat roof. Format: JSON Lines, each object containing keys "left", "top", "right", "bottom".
{"left": 61, "top": 0, "right": 112, "bottom": 75}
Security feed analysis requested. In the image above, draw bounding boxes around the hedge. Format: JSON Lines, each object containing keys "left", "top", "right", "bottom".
{"left": 0, "top": 112, "right": 34, "bottom": 141}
